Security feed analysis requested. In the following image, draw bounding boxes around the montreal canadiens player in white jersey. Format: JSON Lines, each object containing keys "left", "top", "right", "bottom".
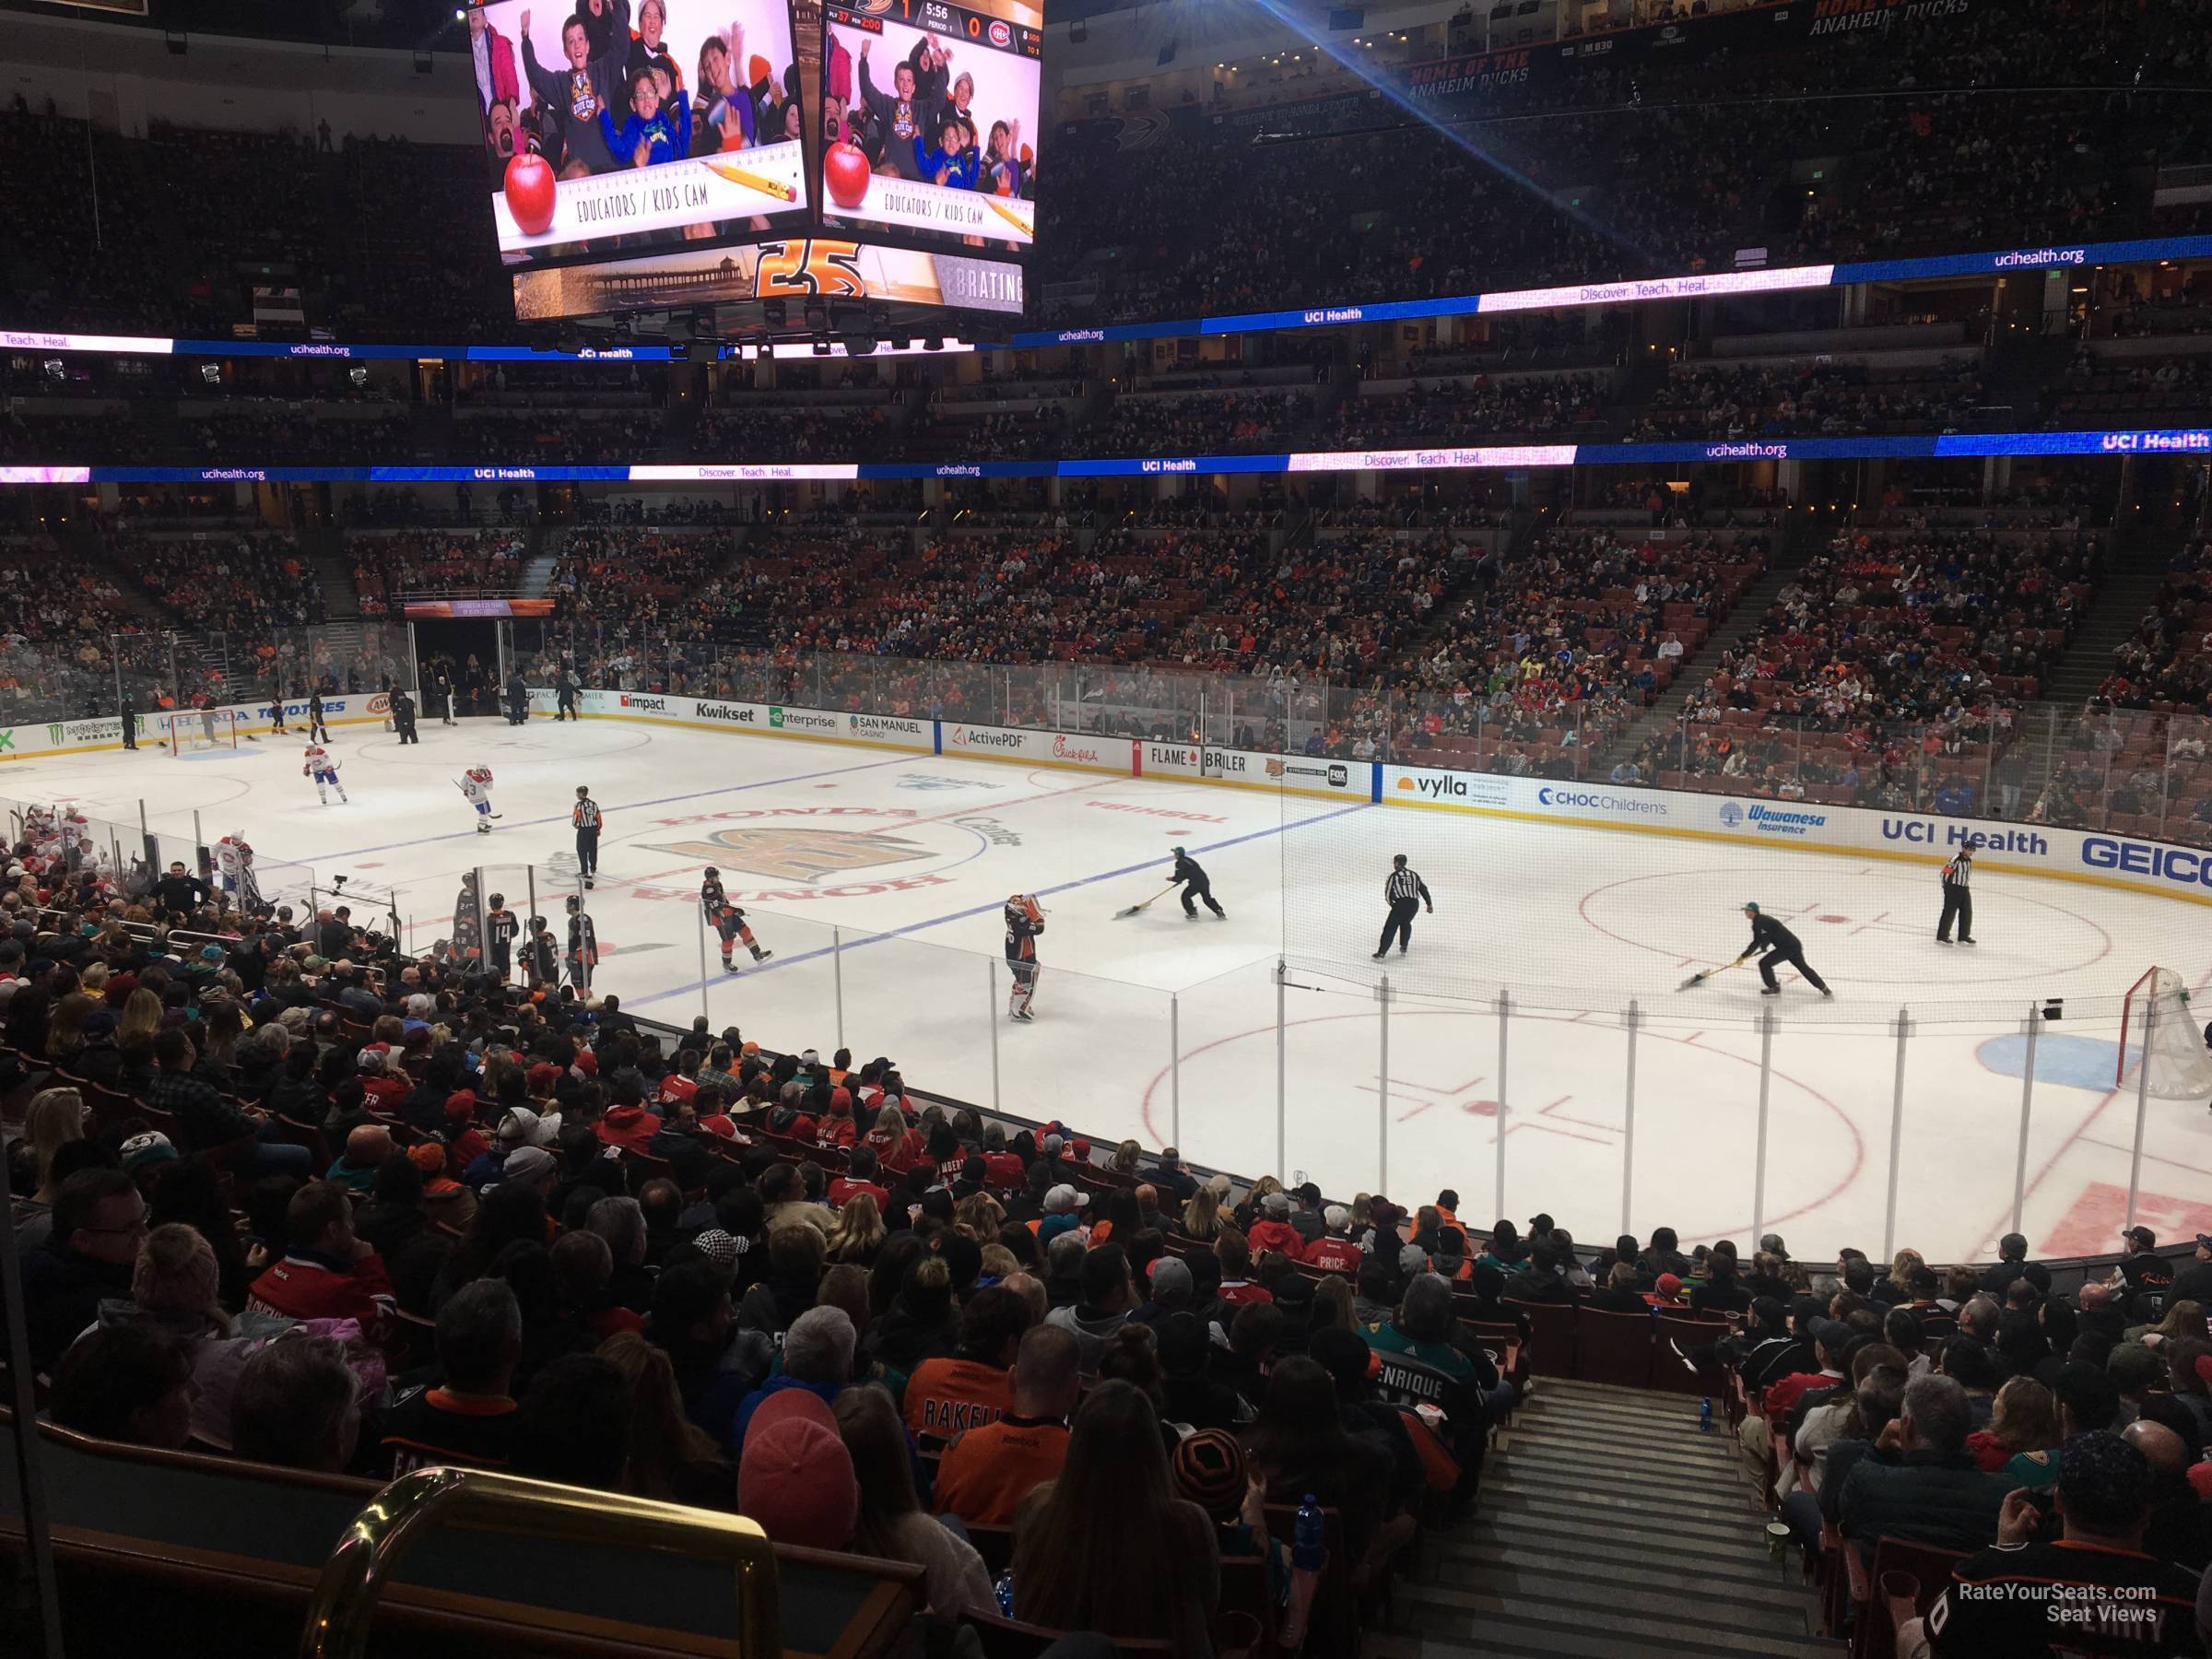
{"left": 457, "top": 765, "right": 499, "bottom": 833}
{"left": 302, "top": 744, "right": 348, "bottom": 805}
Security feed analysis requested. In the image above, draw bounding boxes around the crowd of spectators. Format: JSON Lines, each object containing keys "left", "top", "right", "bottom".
{"left": 1333, "top": 372, "right": 1609, "bottom": 448}
{"left": 348, "top": 529, "right": 528, "bottom": 615}
{"left": 1650, "top": 523, "right": 2099, "bottom": 814}
{"left": 115, "top": 528, "right": 327, "bottom": 640}
{"left": 1629, "top": 359, "right": 1989, "bottom": 441}
{"left": 1081, "top": 391, "right": 1315, "bottom": 459}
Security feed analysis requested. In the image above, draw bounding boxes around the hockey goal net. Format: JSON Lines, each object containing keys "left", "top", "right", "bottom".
{"left": 166, "top": 708, "right": 239, "bottom": 756}
{"left": 2116, "top": 967, "right": 2212, "bottom": 1100}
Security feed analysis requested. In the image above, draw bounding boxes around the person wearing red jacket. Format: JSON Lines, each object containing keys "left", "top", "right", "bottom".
{"left": 863, "top": 1104, "right": 923, "bottom": 1174}
{"left": 828, "top": 1147, "right": 892, "bottom": 1211}
{"left": 815, "top": 1087, "right": 859, "bottom": 1150}
{"left": 595, "top": 1088, "right": 661, "bottom": 1156}
{"left": 1244, "top": 1191, "right": 1305, "bottom": 1260}
{"left": 1303, "top": 1206, "right": 1365, "bottom": 1274}
{"left": 246, "top": 1181, "right": 394, "bottom": 1340}
{"left": 357, "top": 1046, "right": 409, "bottom": 1114}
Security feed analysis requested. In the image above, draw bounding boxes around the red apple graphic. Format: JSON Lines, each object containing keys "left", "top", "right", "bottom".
{"left": 823, "top": 140, "right": 871, "bottom": 211}
{"left": 503, "top": 150, "right": 558, "bottom": 237}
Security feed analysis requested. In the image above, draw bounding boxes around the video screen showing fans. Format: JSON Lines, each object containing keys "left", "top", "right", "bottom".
{"left": 466, "top": 0, "right": 808, "bottom": 266}
{"left": 820, "top": 1, "right": 1041, "bottom": 252}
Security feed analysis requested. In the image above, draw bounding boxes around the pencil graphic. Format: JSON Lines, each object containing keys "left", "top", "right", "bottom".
{"left": 702, "top": 159, "right": 798, "bottom": 202}
{"left": 986, "top": 196, "right": 1032, "bottom": 235}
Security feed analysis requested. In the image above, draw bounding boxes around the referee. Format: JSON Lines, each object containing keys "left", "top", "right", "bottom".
{"left": 1373, "top": 853, "right": 1433, "bottom": 959}
{"left": 572, "top": 785, "right": 603, "bottom": 890}
{"left": 1936, "top": 837, "right": 1979, "bottom": 945}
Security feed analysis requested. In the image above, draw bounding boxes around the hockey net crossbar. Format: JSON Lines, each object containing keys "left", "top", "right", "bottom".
{"left": 2116, "top": 967, "right": 2212, "bottom": 1100}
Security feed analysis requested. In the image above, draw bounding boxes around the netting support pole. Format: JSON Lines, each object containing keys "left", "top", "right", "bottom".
{"left": 1275, "top": 960, "right": 1288, "bottom": 1184}
{"left": 1881, "top": 1007, "right": 1913, "bottom": 1262}
{"left": 1494, "top": 991, "right": 1512, "bottom": 1226}
{"left": 1751, "top": 1006, "right": 1776, "bottom": 1244}
{"left": 988, "top": 959, "right": 1002, "bottom": 1115}
{"left": 2011, "top": 1008, "right": 2040, "bottom": 1237}
{"left": 833, "top": 928, "right": 845, "bottom": 1052}
{"left": 1170, "top": 994, "right": 1182, "bottom": 1152}
{"left": 193, "top": 809, "right": 203, "bottom": 867}
{"left": 1377, "top": 974, "right": 1391, "bottom": 1200}
{"left": 2125, "top": 992, "right": 2154, "bottom": 1230}
{"left": 696, "top": 901, "right": 710, "bottom": 1026}
{"left": 1620, "top": 1001, "right": 1641, "bottom": 1240}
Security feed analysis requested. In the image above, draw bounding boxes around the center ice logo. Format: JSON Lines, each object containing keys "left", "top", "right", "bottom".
{"left": 642, "top": 825, "right": 935, "bottom": 883}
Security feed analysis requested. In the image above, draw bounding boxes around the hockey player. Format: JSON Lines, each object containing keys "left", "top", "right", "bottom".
{"left": 700, "top": 867, "right": 772, "bottom": 971}
{"left": 457, "top": 765, "right": 498, "bottom": 833}
{"left": 1736, "top": 902, "right": 1832, "bottom": 997}
{"left": 303, "top": 743, "right": 348, "bottom": 805}
{"left": 572, "top": 786, "right": 603, "bottom": 888}
{"left": 1169, "top": 846, "right": 1225, "bottom": 920}
{"left": 212, "top": 834, "right": 250, "bottom": 900}
{"left": 485, "top": 890, "right": 519, "bottom": 982}
{"left": 452, "top": 871, "right": 485, "bottom": 967}
{"left": 1005, "top": 893, "right": 1043, "bottom": 1022}
{"left": 523, "top": 916, "right": 559, "bottom": 992}
{"left": 566, "top": 894, "right": 598, "bottom": 992}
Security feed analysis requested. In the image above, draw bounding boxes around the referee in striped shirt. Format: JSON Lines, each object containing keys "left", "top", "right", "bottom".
{"left": 1373, "top": 853, "right": 1434, "bottom": 959}
{"left": 572, "top": 786, "right": 604, "bottom": 890}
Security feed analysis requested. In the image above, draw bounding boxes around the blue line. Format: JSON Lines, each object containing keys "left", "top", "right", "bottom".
{"left": 626, "top": 796, "right": 1379, "bottom": 1009}
{"left": 302, "top": 750, "right": 916, "bottom": 863}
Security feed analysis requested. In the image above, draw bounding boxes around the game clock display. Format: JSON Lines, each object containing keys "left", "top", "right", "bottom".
{"left": 820, "top": 0, "right": 1041, "bottom": 251}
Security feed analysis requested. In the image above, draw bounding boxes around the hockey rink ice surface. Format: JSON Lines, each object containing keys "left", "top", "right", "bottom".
{"left": 18, "top": 715, "right": 2212, "bottom": 1265}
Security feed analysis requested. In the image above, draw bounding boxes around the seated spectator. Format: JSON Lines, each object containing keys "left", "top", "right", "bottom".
{"left": 246, "top": 1180, "right": 394, "bottom": 1336}
{"left": 1010, "top": 1379, "right": 1219, "bottom": 1651}
{"left": 1044, "top": 1242, "right": 1136, "bottom": 1376}
{"left": 935, "top": 1324, "right": 1080, "bottom": 1528}
{"left": 1836, "top": 1373, "right": 2015, "bottom": 1561}
{"left": 21, "top": 1167, "right": 146, "bottom": 1376}
{"left": 229, "top": 1335, "right": 362, "bottom": 1473}
{"left": 596, "top": 1330, "right": 733, "bottom": 1509}
{"left": 902, "top": 1284, "right": 1030, "bottom": 1447}
{"left": 380, "top": 1278, "right": 524, "bottom": 1476}
{"left": 509, "top": 1354, "right": 632, "bottom": 1492}
{"left": 734, "top": 1305, "right": 854, "bottom": 1453}
{"left": 649, "top": 1256, "right": 771, "bottom": 1451}
{"left": 46, "top": 1323, "right": 196, "bottom": 1450}
{"left": 1246, "top": 1352, "right": 1408, "bottom": 1577}
{"left": 833, "top": 1385, "right": 995, "bottom": 1618}
{"left": 1910, "top": 1431, "right": 2201, "bottom": 1659}
{"left": 736, "top": 1388, "right": 858, "bottom": 1551}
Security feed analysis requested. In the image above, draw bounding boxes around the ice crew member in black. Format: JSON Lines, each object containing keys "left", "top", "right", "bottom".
{"left": 1373, "top": 853, "right": 1433, "bottom": 959}
{"left": 555, "top": 666, "right": 580, "bottom": 722}
{"left": 572, "top": 786, "right": 602, "bottom": 888}
{"left": 1936, "top": 837, "right": 1978, "bottom": 945}
{"left": 1169, "top": 846, "right": 1225, "bottom": 920}
{"left": 1736, "top": 902, "right": 1831, "bottom": 996}
{"left": 307, "top": 688, "right": 330, "bottom": 744}
{"left": 391, "top": 687, "right": 419, "bottom": 745}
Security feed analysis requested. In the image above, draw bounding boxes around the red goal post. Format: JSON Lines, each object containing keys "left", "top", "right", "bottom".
{"left": 166, "top": 708, "right": 240, "bottom": 756}
{"left": 2116, "top": 967, "right": 2212, "bottom": 1100}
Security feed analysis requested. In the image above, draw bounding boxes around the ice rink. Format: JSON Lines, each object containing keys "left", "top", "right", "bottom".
{"left": 15, "top": 713, "right": 2212, "bottom": 1265}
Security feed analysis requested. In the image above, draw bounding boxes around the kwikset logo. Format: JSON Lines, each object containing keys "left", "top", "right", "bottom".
{"left": 696, "top": 702, "right": 755, "bottom": 723}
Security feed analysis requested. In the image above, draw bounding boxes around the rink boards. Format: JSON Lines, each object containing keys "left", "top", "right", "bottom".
{"left": 12, "top": 679, "right": 2211, "bottom": 914}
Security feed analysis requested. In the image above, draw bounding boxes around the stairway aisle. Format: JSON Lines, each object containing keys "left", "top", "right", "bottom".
{"left": 1366, "top": 1380, "right": 1840, "bottom": 1659}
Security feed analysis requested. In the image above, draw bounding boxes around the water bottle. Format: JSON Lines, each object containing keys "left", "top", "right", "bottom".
{"left": 1292, "top": 1494, "right": 1324, "bottom": 1571}
{"left": 1700, "top": 1397, "right": 1714, "bottom": 1434}
{"left": 993, "top": 1569, "right": 1016, "bottom": 1617}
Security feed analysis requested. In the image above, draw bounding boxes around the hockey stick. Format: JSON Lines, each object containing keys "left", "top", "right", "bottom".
{"left": 454, "top": 780, "right": 500, "bottom": 819}
{"left": 1678, "top": 957, "right": 1748, "bottom": 992}
{"left": 1112, "top": 883, "right": 1178, "bottom": 920}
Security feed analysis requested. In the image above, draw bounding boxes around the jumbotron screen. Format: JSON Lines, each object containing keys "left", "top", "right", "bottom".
{"left": 819, "top": 1, "right": 1041, "bottom": 252}
{"left": 466, "top": 0, "right": 808, "bottom": 266}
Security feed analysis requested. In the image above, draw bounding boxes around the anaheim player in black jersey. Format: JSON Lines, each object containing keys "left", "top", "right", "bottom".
{"left": 566, "top": 895, "right": 598, "bottom": 992}
{"left": 1005, "top": 893, "right": 1043, "bottom": 1022}
{"left": 523, "top": 917, "right": 558, "bottom": 991}
{"left": 484, "top": 891, "right": 519, "bottom": 982}
{"left": 452, "top": 872, "right": 484, "bottom": 966}
{"left": 700, "top": 868, "right": 771, "bottom": 971}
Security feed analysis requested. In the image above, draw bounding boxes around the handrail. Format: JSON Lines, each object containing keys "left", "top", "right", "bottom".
{"left": 299, "top": 1466, "right": 779, "bottom": 1659}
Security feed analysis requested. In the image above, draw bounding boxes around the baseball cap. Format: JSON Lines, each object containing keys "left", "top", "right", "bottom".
{"left": 738, "top": 1390, "right": 858, "bottom": 1550}
{"left": 1044, "top": 1184, "right": 1081, "bottom": 1215}
{"left": 1656, "top": 1272, "right": 1684, "bottom": 1300}
{"left": 1262, "top": 1192, "right": 1290, "bottom": 1218}
{"left": 498, "top": 1107, "right": 548, "bottom": 1147}
{"left": 120, "top": 1131, "right": 177, "bottom": 1173}
{"left": 2049, "top": 1362, "right": 2121, "bottom": 1433}
{"left": 500, "top": 1146, "right": 556, "bottom": 1185}
{"left": 1323, "top": 1205, "right": 1349, "bottom": 1230}
{"left": 2122, "top": 1226, "right": 2157, "bottom": 1248}
{"left": 526, "top": 1062, "right": 561, "bottom": 1094}
{"left": 356, "top": 1047, "right": 385, "bottom": 1073}
{"left": 1397, "top": 1243, "right": 1429, "bottom": 1277}
{"left": 1808, "top": 1317, "right": 1853, "bottom": 1357}
{"left": 1171, "top": 1429, "right": 1247, "bottom": 1524}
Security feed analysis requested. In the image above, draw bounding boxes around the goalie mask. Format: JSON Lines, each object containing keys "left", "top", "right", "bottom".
{"left": 1006, "top": 893, "right": 1043, "bottom": 931}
